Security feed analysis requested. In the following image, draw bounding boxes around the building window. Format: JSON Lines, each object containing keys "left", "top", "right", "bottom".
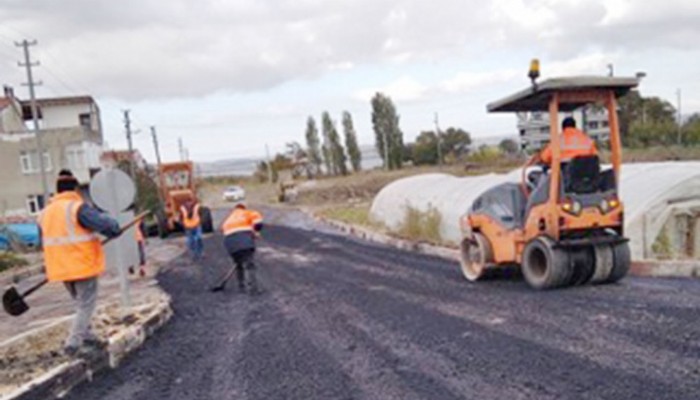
{"left": 26, "top": 194, "right": 46, "bottom": 214}
{"left": 588, "top": 121, "right": 599, "bottom": 130}
{"left": 66, "top": 147, "right": 86, "bottom": 170}
{"left": 79, "top": 113, "right": 91, "bottom": 128}
{"left": 43, "top": 151, "right": 52, "bottom": 172}
{"left": 602, "top": 121, "right": 609, "bottom": 128}
{"left": 20, "top": 151, "right": 32, "bottom": 173}
{"left": 19, "top": 151, "right": 52, "bottom": 174}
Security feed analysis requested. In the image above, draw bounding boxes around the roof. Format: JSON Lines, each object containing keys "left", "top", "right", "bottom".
{"left": 0, "top": 98, "right": 11, "bottom": 110}
{"left": 487, "top": 76, "right": 639, "bottom": 113}
{"left": 20, "top": 95, "right": 95, "bottom": 108}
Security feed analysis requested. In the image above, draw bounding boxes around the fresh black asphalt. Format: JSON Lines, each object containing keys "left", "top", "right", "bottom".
{"left": 65, "top": 208, "right": 700, "bottom": 400}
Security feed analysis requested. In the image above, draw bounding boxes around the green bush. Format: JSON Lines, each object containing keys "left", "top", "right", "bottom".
{"left": 651, "top": 228, "right": 673, "bottom": 260}
{"left": 398, "top": 204, "right": 442, "bottom": 243}
{"left": 0, "top": 252, "right": 29, "bottom": 273}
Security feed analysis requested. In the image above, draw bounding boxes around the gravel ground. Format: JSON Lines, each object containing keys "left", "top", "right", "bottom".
{"left": 61, "top": 208, "right": 700, "bottom": 400}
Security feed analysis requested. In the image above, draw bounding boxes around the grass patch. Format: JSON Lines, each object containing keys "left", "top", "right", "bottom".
{"left": 398, "top": 204, "right": 443, "bottom": 244}
{"left": 0, "top": 252, "right": 29, "bottom": 273}
{"left": 317, "top": 203, "right": 374, "bottom": 227}
{"left": 651, "top": 227, "right": 673, "bottom": 260}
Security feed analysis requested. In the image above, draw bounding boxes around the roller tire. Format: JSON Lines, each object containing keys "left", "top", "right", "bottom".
{"left": 522, "top": 236, "right": 572, "bottom": 290}
{"left": 459, "top": 233, "right": 493, "bottom": 282}
{"left": 200, "top": 206, "right": 214, "bottom": 233}
{"left": 568, "top": 248, "right": 595, "bottom": 286}
{"left": 606, "top": 242, "right": 631, "bottom": 283}
{"left": 590, "top": 245, "right": 614, "bottom": 284}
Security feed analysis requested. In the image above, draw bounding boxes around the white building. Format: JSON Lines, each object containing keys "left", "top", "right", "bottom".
{"left": 518, "top": 106, "right": 611, "bottom": 150}
{"left": 0, "top": 87, "right": 104, "bottom": 220}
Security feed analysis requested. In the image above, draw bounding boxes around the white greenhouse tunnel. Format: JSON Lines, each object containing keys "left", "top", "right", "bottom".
{"left": 369, "top": 162, "right": 700, "bottom": 261}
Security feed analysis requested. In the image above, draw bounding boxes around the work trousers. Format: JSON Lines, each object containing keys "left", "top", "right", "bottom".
{"left": 63, "top": 277, "right": 98, "bottom": 348}
{"left": 186, "top": 226, "right": 204, "bottom": 259}
{"left": 232, "top": 249, "right": 257, "bottom": 292}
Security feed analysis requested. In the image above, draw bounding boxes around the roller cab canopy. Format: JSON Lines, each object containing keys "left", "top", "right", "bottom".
{"left": 487, "top": 76, "right": 640, "bottom": 113}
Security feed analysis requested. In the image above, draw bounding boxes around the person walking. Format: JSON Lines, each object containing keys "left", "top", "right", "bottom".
{"left": 220, "top": 203, "right": 263, "bottom": 294}
{"left": 39, "top": 170, "right": 121, "bottom": 355}
{"left": 135, "top": 221, "right": 147, "bottom": 277}
{"left": 180, "top": 200, "right": 203, "bottom": 260}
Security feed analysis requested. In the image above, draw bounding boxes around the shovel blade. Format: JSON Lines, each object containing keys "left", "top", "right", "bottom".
{"left": 3, "top": 287, "right": 29, "bottom": 316}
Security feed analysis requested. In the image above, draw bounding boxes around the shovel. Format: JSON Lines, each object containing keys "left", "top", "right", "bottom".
{"left": 2, "top": 211, "right": 151, "bottom": 317}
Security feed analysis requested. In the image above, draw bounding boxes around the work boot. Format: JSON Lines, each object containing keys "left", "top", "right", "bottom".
{"left": 63, "top": 345, "right": 80, "bottom": 357}
{"left": 83, "top": 335, "right": 107, "bottom": 349}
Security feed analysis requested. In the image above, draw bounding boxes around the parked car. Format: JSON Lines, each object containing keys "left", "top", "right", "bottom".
{"left": 222, "top": 185, "right": 246, "bottom": 202}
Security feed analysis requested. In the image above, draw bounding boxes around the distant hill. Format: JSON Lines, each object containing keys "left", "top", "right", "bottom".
{"left": 196, "top": 134, "right": 518, "bottom": 177}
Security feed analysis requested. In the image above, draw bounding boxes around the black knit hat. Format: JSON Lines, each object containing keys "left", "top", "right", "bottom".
{"left": 56, "top": 169, "right": 79, "bottom": 193}
{"left": 562, "top": 116, "right": 576, "bottom": 129}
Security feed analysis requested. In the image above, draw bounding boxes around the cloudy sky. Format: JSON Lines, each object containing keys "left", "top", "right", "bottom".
{"left": 0, "top": 0, "right": 698, "bottom": 163}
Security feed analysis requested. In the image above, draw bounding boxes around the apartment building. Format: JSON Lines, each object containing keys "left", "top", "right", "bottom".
{"left": 0, "top": 86, "right": 103, "bottom": 219}
{"left": 517, "top": 106, "right": 611, "bottom": 150}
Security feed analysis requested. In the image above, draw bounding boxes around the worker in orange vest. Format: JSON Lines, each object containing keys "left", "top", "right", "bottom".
{"left": 181, "top": 200, "right": 203, "bottom": 260}
{"left": 537, "top": 116, "right": 598, "bottom": 165}
{"left": 135, "top": 222, "right": 147, "bottom": 277}
{"left": 221, "top": 202, "right": 263, "bottom": 293}
{"left": 39, "top": 169, "right": 121, "bottom": 356}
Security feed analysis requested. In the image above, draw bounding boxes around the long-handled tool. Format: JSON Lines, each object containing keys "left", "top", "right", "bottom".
{"left": 210, "top": 262, "right": 237, "bottom": 292}
{"left": 2, "top": 211, "right": 151, "bottom": 317}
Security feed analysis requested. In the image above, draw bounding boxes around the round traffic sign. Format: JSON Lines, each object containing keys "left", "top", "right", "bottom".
{"left": 90, "top": 169, "right": 136, "bottom": 212}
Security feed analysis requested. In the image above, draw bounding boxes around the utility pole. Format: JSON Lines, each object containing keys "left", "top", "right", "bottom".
{"left": 677, "top": 88, "right": 683, "bottom": 145}
{"left": 265, "top": 144, "right": 273, "bottom": 183}
{"left": 150, "top": 126, "right": 162, "bottom": 169}
{"left": 607, "top": 63, "right": 614, "bottom": 77}
{"left": 434, "top": 112, "right": 443, "bottom": 167}
{"left": 17, "top": 39, "right": 49, "bottom": 205}
{"left": 150, "top": 126, "right": 164, "bottom": 209}
{"left": 123, "top": 110, "right": 137, "bottom": 180}
{"left": 178, "top": 137, "right": 185, "bottom": 161}
{"left": 123, "top": 110, "right": 139, "bottom": 209}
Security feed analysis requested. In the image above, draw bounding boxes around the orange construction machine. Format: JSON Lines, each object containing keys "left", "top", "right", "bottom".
{"left": 156, "top": 161, "right": 213, "bottom": 237}
{"left": 460, "top": 64, "right": 639, "bottom": 289}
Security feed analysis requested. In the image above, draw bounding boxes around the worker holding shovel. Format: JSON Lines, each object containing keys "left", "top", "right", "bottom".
{"left": 213, "top": 202, "right": 263, "bottom": 294}
{"left": 39, "top": 170, "right": 121, "bottom": 356}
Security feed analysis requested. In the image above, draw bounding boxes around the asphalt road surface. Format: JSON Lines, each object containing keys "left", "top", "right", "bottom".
{"left": 65, "top": 208, "right": 700, "bottom": 400}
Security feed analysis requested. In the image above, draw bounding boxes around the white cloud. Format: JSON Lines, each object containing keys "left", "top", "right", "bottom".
{"left": 440, "top": 70, "right": 519, "bottom": 94}
{"left": 0, "top": 0, "right": 697, "bottom": 101}
{"left": 354, "top": 76, "right": 429, "bottom": 102}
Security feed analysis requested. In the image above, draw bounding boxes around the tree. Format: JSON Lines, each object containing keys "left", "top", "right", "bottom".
{"left": 254, "top": 153, "right": 294, "bottom": 183}
{"left": 304, "top": 117, "right": 323, "bottom": 174}
{"left": 322, "top": 111, "right": 348, "bottom": 175}
{"left": 342, "top": 111, "right": 362, "bottom": 172}
{"left": 682, "top": 113, "right": 700, "bottom": 145}
{"left": 618, "top": 91, "right": 678, "bottom": 147}
{"left": 116, "top": 160, "right": 160, "bottom": 213}
{"left": 499, "top": 138, "right": 520, "bottom": 155}
{"left": 412, "top": 131, "right": 439, "bottom": 165}
{"left": 286, "top": 141, "right": 315, "bottom": 179}
{"left": 371, "top": 93, "right": 404, "bottom": 170}
{"left": 441, "top": 127, "right": 472, "bottom": 160}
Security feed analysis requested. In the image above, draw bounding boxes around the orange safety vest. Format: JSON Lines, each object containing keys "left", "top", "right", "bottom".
{"left": 181, "top": 203, "right": 201, "bottom": 229}
{"left": 39, "top": 192, "right": 106, "bottom": 282}
{"left": 540, "top": 127, "right": 598, "bottom": 164}
{"left": 221, "top": 208, "right": 263, "bottom": 236}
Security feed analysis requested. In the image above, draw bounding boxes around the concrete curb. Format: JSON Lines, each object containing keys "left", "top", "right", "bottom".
{"left": 315, "top": 215, "right": 460, "bottom": 262}
{"left": 1, "top": 292, "right": 172, "bottom": 400}
{"left": 314, "top": 214, "right": 700, "bottom": 279}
